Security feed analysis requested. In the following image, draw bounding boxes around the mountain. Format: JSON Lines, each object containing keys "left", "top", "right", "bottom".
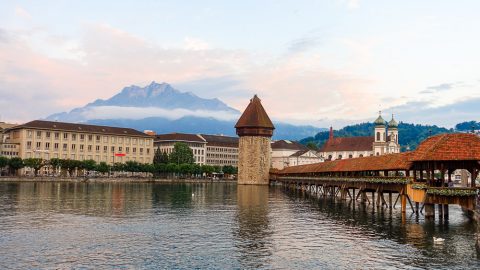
{"left": 46, "top": 81, "right": 323, "bottom": 140}
{"left": 300, "top": 122, "right": 453, "bottom": 151}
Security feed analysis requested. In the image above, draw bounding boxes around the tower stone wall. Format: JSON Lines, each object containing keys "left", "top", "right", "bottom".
{"left": 238, "top": 136, "right": 271, "bottom": 185}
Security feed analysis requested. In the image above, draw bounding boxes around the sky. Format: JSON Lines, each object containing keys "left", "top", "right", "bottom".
{"left": 1, "top": 0, "right": 480, "bottom": 128}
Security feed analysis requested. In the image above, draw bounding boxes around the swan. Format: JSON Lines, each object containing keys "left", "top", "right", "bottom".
{"left": 433, "top": 237, "right": 445, "bottom": 243}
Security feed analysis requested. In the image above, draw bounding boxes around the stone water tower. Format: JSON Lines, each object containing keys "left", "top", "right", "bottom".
{"left": 235, "top": 95, "right": 275, "bottom": 185}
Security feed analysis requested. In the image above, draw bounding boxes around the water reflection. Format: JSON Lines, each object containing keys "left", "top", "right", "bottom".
{"left": 0, "top": 182, "right": 479, "bottom": 269}
{"left": 234, "top": 185, "right": 272, "bottom": 268}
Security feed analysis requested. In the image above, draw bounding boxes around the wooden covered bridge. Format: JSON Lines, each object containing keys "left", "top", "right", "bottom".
{"left": 270, "top": 133, "right": 480, "bottom": 220}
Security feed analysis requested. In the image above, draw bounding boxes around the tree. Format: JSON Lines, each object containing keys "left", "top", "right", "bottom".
{"left": 60, "top": 159, "right": 81, "bottom": 177}
{"left": 49, "top": 158, "right": 61, "bottom": 175}
{"left": 153, "top": 147, "right": 169, "bottom": 164}
{"left": 169, "top": 142, "right": 194, "bottom": 164}
{"left": 96, "top": 162, "right": 110, "bottom": 175}
{"left": 222, "top": 165, "right": 237, "bottom": 175}
{"left": 306, "top": 141, "right": 319, "bottom": 151}
{"left": 81, "top": 159, "right": 97, "bottom": 176}
{"left": 8, "top": 157, "right": 24, "bottom": 176}
{"left": 0, "top": 156, "right": 8, "bottom": 173}
{"left": 23, "top": 158, "right": 45, "bottom": 176}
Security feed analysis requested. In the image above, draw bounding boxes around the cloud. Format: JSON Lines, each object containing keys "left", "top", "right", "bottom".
{"left": 386, "top": 98, "right": 480, "bottom": 128}
{"left": 183, "top": 37, "right": 210, "bottom": 51}
{"left": 83, "top": 106, "right": 239, "bottom": 121}
{"left": 421, "top": 82, "right": 455, "bottom": 94}
{"left": 15, "top": 6, "right": 32, "bottom": 20}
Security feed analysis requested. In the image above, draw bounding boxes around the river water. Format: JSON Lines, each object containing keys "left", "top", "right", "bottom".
{"left": 0, "top": 182, "right": 479, "bottom": 269}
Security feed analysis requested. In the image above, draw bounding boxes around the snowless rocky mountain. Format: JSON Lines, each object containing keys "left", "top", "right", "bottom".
{"left": 46, "top": 81, "right": 322, "bottom": 140}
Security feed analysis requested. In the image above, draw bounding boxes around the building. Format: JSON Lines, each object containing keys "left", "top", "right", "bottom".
{"left": 154, "top": 133, "right": 207, "bottom": 165}
{"left": 373, "top": 113, "right": 400, "bottom": 155}
{"left": 153, "top": 133, "right": 240, "bottom": 167}
{"left": 0, "top": 122, "right": 19, "bottom": 158}
{"left": 271, "top": 140, "right": 323, "bottom": 170}
{"left": 200, "top": 134, "right": 239, "bottom": 167}
{"left": 319, "top": 113, "right": 400, "bottom": 161}
{"left": 4, "top": 120, "right": 154, "bottom": 164}
{"left": 235, "top": 95, "right": 275, "bottom": 185}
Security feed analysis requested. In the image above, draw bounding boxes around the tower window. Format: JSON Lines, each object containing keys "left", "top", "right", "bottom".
{"left": 376, "top": 132, "right": 380, "bottom": 141}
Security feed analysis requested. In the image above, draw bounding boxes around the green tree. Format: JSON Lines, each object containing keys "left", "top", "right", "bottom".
{"left": 306, "top": 141, "right": 319, "bottom": 151}
{"left": 81, "top": 159, "right": 97, "bottom": 176}
{"left": 153, "top": 147, "right": 169, "bottom": 164}
{"left": 96, "top": 162, "right": 110, "bottom": 175}
{"left": 8, "top": 157, "right": 24, "bottom": 176}
{"left": 169, "top": 142, "right": 194, "bottom": 164}
{"left": 0, "top": 156, "right": 8, "bottom": 173}
{"left": 49, "top": 158, "right": 61, "bottom": 175}
{"left": 23, "top": 158, "right": 45, "bottom": 176}
{"left": 222, "top": 165, "right": 237, "bottom": 175}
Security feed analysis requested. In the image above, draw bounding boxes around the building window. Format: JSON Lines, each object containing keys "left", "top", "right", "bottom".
{"left": 118, "top": 137, "right": 123, "bottom": 143}
{"left": 119, "top": 147, "right": 122, "bottom": 152}
{"left": 71, "top": 144, "right": 76, "bottom": 150}
{"left": 103, "top": 146, "right": 107, "bottom": 153}
{"left": 36, "top": 142, "right": 41, "bottom": 149}
{"left": 36, "top": 131, "right": 42, "bottom": 139}
{"left": 96, "top": 145, "right": 100, "bottom": 152}
{"left": 88, "top": 135, "right": 93, "bottom": 141}
{"left": 359, "top": 154, "right": 364, "bottom": 157}
{"left": 96, "top": 135, "right": 101, "bottom": 142}
{"left": 72, "top": 134, "right": 77, "bottom": 141}
{"left": 63, "top": 144, "right": 67, "bottom": 150}
{"left": 338, "top": 155, "right": 342, "bottom": 160}
{"left": 103, "top": 136, "right": 108, "bottom": 143}
{"left": 54, "top": 143, "right": 59, "bottom": 150}
{"left": 55, "top": 132, "right": 60, "bottom": 140}
{"left": 376, "top": 132, "right": 380, "bottom": 141}
{"left": 126, "top": 147, "right": 130, "bottom": 153}
{"left": 376, "top": 152, "right": 380, "bottom": 156}
{"left": 27, "top": 130, "right": 32, "bottom": 138}
{"left": 111, "top": 137, "right": 116, "bottom": 143}
{"left": 46, "top": 132, "right": 51, "bottom": 138}
{"left": 80, "top": 145, "right": 84, "bottom": 152}
{"left": 80, "top": 134, "right": 85, "bottom": 141}
{"left": 88, "top": 145, "right": 92, "bottom": 152}
{"left": 111, "top": 146, "right": 115, "bottom": 152}
{"left": 63, "top": 133, "right": 68, "bottom": 140}
{"left": 349, "top": 154, "right": 353, "bottom": 158}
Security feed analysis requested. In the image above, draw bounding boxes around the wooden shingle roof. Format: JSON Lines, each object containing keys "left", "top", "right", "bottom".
{"left": 279, "top": 152, "right": 413, "bottom": 174}
{"left": 411, "top": 133, "right": 480, "bottom": 161}
{"left": 235, "top": 95, "right": 274, "bottom": 129}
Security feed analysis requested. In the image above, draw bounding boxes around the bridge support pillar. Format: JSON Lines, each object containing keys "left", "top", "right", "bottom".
{"left": 438, "top": 204, "right": 444, "bottom": 220}
{"left": 443, "top": 204, "right": 449, "bottom": 220}
{"left": 425, "top": 204, "right": 435, "bottom": 219}
{"left": 401, "top": 194, "right": 407, "bottom": 213}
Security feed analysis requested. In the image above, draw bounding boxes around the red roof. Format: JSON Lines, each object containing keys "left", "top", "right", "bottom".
{"left": 279, "top": 152, "right": 413, "bottom": 174}
{"left": 235, "top": 95, "right": 274, "bottom": 129}
{"left": 320, "top": 136, "right": 374, "bottom": 152}
{"left": 412, "top": 133, "right": 480, "bottom": 161}
{"left": 155, "top": 133, "right": 205, "bottom": 143}
{"left": 10, "top": 120, "right": 150, "bottom": 137}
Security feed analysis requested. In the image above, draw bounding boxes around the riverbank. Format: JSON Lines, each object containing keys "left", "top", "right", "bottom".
{"left": 0, "top": 176, "right": 237, "bottom": 183}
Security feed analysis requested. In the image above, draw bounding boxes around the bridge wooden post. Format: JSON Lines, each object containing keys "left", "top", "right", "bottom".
{"left": 388, "top": 192, "right": 392, "bottom": 209}
{"left": 425, "top": 204, "right": 435, "bottom": 219}
{"left": 401, "top": 192, "right": 407, "bottom": 214}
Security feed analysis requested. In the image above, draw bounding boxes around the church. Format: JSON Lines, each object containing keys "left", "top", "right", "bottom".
{"left": 319, "top": 113, "right": 400, "bottom": 161}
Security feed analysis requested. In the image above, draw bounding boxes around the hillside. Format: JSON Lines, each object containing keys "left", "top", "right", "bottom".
{"left": 300, "top": 122, "right": 453, "bottom": 151}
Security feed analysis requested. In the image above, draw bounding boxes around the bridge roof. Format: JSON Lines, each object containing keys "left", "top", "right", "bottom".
{"left": 412, "top": 133, "right": 480, "bottom": 161}
{"left": 279, "top": 152, "right": 413, "bottom": 174}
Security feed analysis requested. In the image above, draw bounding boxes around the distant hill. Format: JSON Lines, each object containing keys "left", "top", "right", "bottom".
{"left": 46, "top": 81, "right": 323, "bottom": 140}
{"left": 300, "top": 122, "right": 453, "bottom": 151}
{"left": 455, "top": 121, "right": 480, "bottom": 132}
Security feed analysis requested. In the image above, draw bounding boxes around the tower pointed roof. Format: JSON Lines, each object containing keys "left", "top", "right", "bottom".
{"left": 374, "top": 111, "right": 386, "bottom": 127}
{"left": 388, "top": 114, "right": 398, "bottom": 129}
{"left": 235, "top": 95, "right": 275, "bottom": 137}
